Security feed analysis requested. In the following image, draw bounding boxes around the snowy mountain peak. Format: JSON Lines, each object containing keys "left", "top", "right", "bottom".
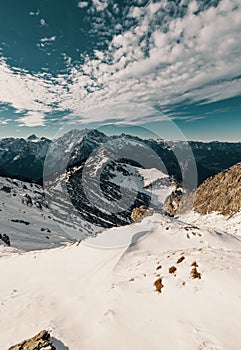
{"left": 27, "top": 134, "right": 39, "bottom": 141}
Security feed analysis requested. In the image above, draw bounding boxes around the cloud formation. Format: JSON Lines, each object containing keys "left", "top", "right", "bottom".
{"left": 78, "top": 1, "right": 88, "bottom": 9}
{"left": 0, "top": 0, "right": 241, "bottom": 127}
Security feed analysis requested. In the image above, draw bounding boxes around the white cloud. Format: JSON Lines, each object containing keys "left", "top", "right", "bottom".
{"left": 29, "top": 10, "right": 40, "bottom": 16}
{"left": 94, "top": 50, "right": 105, "bottom": 60}
{"left": 40, "top": 18, "right": 47, "bottom": 27}
{"left": 38, "top": 36, "right": 56, "bottom": 49}
{"left": 128, "top": 7, "right": 143, "bottom": 19}
{"left": 40, "top": 36, "right": 56, "bottom": 43}
{"left": 92, "top": 0, "right": 108, "bottom": 12}
{"left": 147, "top": 2, "right": 162, "bottom": 15}
{"left": 1, "top": 0, "right": 241, "bottom": 127}
{"left": 18, "top": 112, "right": 45, "bottom": 127}
{"left": 188, "top": 1, "right": 199, "bottom": 14}
{"left": 78, "top": 1, "right": 88, "bottom": 8}
{"left": 0, "top": 57, "right": 58, "bottom": 121}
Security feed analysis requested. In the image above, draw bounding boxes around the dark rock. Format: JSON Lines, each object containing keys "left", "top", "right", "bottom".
{"left": 11, "top": 219, "right": 30, "bottom": 225}
{"left": 1, "top": 186, "right": 11, "bottom": 193}
{"left": 0, "top": 233, "right": 11, "bottom": 246}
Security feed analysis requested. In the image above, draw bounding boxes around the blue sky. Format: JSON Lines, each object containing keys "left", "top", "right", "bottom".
{"left": 0, "top": 0, "right": 241, "bottom": 141}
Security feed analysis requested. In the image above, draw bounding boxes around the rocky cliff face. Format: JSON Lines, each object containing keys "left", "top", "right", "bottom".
{"left": 193, "top": 162, "right": 241, "bottom": 216}
{"left": 164, "top": 162, "right": 241, "bottom": 217}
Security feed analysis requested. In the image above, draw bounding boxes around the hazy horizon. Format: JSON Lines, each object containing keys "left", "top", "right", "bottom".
{"left": 1, "top": 125, "right": 241, "bottom": 143}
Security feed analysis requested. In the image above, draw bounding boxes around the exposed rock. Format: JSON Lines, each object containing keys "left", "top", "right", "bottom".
{"left": 164, "top": 190, "right": 182, "bottom": 216}
{"left": 1, "top": 186, "right": 11, "bottom": 193}
{"left": 154, "top": 277, "right": 164, "bottom": 293}
{"left": 131, "top": 205, "right": 147, "bottom": 222}
{"left": 177, "top": 256, "right": 185, "bottom": 264}
{"left": 169, "top": 266, "right": 177, "bottom": 274}
{"left": 164, "top": 162, "right": 241, "bottom": 217}
{"left": 21, "top": 194, "right": 33, "bottom": 206}
{"left": 194, "top": 162, "right": 241, "bottom": 216}
{"left": 11, "top": 219, "right": 30, "bottom": 225}
{"left": 41, "top": 227, "right": 51, "bottom": 233}
{"left": 9, "top": 330, "right": 56, "bottom": 350}
{"left": 191, "top": 267, "right": 201, "bottom": 279}
{"left": 0, "top": 233, "right": 11, "bottom": 246}
{"left": 163, "top": 181, "right": 185, "bottom": 217}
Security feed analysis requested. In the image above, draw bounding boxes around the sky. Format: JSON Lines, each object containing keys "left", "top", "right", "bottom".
{"left": 0, "top": 0, "right": 241, "bottom": 141}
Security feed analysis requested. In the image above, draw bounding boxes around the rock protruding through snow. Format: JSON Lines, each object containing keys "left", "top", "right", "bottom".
{"left": 9, "top": 330, "right": 55, "bottom": 350}
{"left": 131, "top": 205, "right": 148, "bottom": 222}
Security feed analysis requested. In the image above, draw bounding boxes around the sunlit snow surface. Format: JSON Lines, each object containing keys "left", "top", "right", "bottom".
{"left": 1, "top": 207, "right": 241, "bottom": 349}
{"left": 1, "top": 174, "right": 241, "bottom": 349}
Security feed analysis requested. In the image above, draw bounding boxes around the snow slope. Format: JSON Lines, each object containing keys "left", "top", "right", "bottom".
{"left": 135, "top": 166, "right": 169, "bottom": 187}
{"left": 179, "top": 211, "right": 241, "bottom": 237}
{"left": 0, "top": 177, "right": 76, "bottom": 251}
{"left": 0, "top": 166, "right": 174, "bottom": 251}
{"left": 1, "top": 213, "right": 241, "bottom": 350}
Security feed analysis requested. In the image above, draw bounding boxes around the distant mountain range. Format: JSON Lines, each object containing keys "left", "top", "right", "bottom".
{"left": 0, "top": 134, "right": 50, "bottom": 182}
{"left": 1, "top": 129, "right": 241, "bottom": 186}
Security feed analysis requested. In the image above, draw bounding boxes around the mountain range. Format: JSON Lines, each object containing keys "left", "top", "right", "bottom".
{"left": 1, "top": 129, "right": 241, "bottom": 349}
{"left": 1, "top": 130, "right": 241, "bottom": 186}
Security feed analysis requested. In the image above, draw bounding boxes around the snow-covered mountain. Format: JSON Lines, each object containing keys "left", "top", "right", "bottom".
{"left": 0, "top": 166, "right": 174, "bottom": 249}
{"left": 1, "top": 142, "right": 241, "bottom": 349}
{"left": 44, "top": 134, "right": 175, "bottom": 231}
{"left": 1, "top": 130, "right": 241, "bottom": 186}
{"left": 0, "top": 134, "right": 50, "bottom": 182}
{"left": 1, "top": 213, "right": 241, "bottom": 349}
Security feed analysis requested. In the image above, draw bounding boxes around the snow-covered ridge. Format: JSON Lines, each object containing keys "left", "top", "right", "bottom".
{"left": 1, "top": 213, "right": 241, "bottom": 349}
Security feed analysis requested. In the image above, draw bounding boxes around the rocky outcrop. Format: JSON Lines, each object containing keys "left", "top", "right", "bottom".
{"left": 131, "top": 205, "right": 151, "bottom": 222}
{"left": 9, "top": 330, "right": 55, "bottom": 350}
{"left": 164, "top": 188, "right": 183, "bottom": 217}
{"left": 0, "top": 233, "right": 10, "bottom": 246}
{"left": 163, "top": 177, "right": 187, "bottom": 217}
{"left": 193, "top": 162, "right": 241, "bottom": 216}
{"left": 131, "top": 205, "right": 147, "bottom": 222}
{"left": 164, "top": 162, "right": 241, "bottom": 217}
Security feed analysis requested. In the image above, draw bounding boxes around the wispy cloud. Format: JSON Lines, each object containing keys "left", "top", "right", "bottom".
{"left": 40, "top": 18, "right": 47, "bottom": 27}
{"left": 18, "top": 111, "right": 46, "bottom": 127}
{"left": 0, "top": 0, "right": 241, "bottom": 127}
{"left": 0, "top": 118, "right": 11, "bottom": 125}
{"left": 77, "top": 1, "right": 88, "bottom": 9}
{"left": 29, "top": 10, "right": 40, "bottom": 16}
{"left": 92, "top": 0, "right": 108, "bottom": 12}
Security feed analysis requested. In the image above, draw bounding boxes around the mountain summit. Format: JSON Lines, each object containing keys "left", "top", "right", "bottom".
{"left": 27, "top": 134, "right": 39, "bottom": 141}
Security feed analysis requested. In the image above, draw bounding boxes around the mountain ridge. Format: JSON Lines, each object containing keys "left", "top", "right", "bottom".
{"left": 1, "top": 129, "right": 241, "bottom": 185}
